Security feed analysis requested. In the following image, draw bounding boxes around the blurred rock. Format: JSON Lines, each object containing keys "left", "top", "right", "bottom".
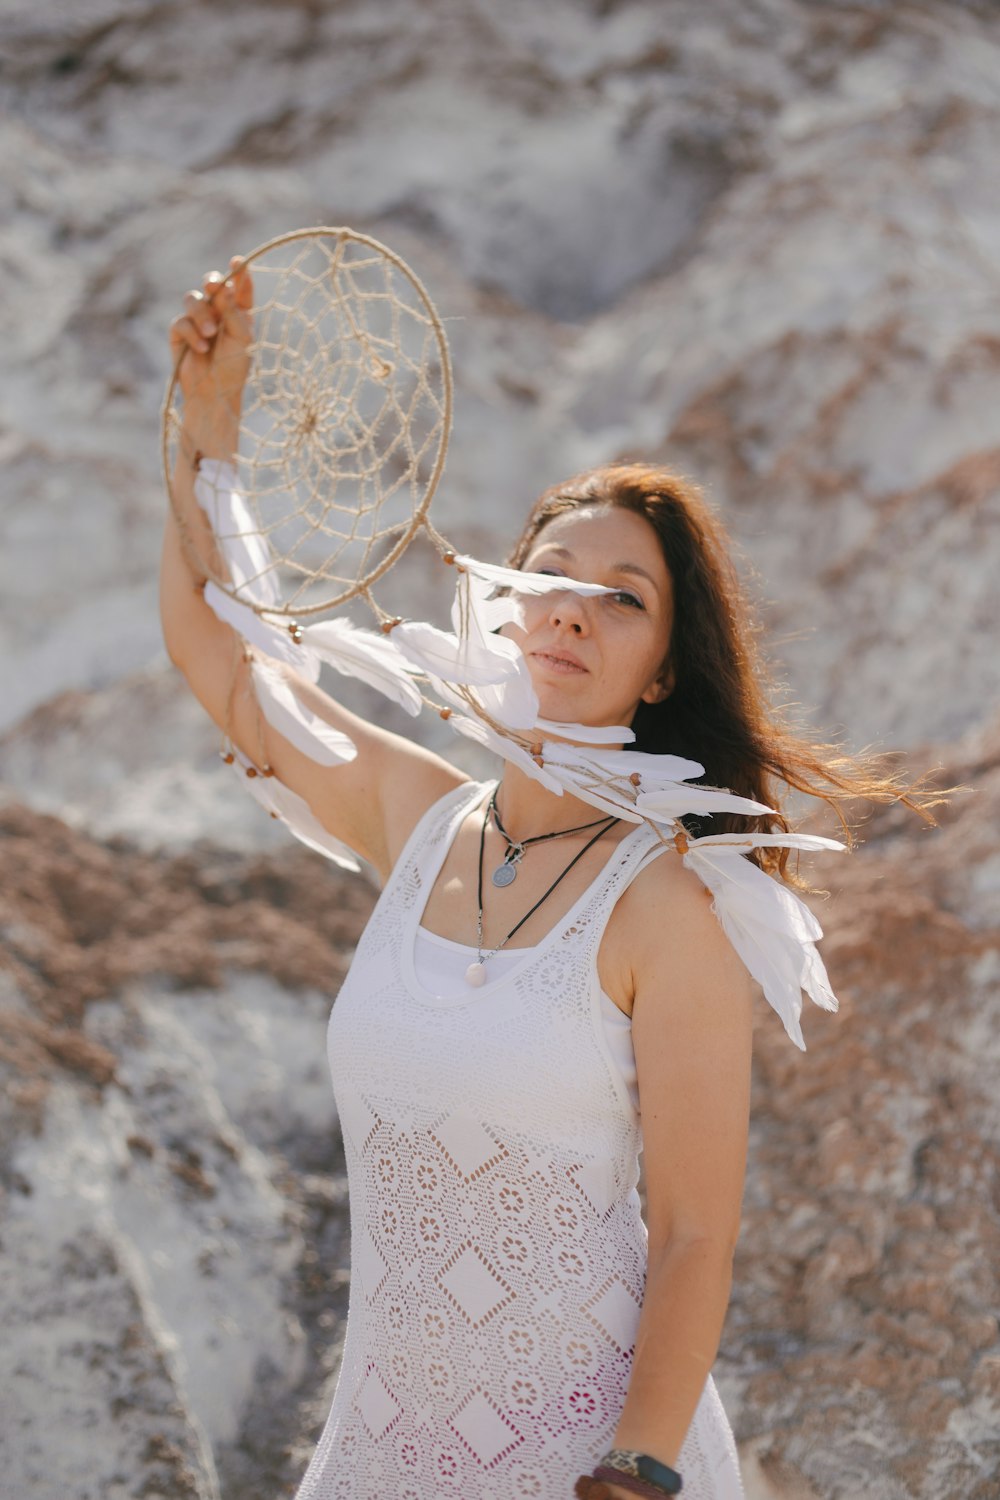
{"left": 0, "top": 805, "right": 374, "bottom": 1500}
{"left": 728, "top": 713, "right": 1000, "bottom": 1499}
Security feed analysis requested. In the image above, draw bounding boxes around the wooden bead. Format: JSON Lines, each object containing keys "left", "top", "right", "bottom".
{"left": 672, "top": 829, "right": 689, "bottom": 854}
{"left": 288, "top": 621, "right": 303, "bottom": 644}
{"left": 629, "top": 772, "right": 641, "bottom": 787}
{"left": 245, "top": 766, "right": 258, "bottom": 778}
{"left": 380, "top": 617, "right": 402, "bottom": 634}
{"left": 439, "top": 707, "right": 452, "bottom": 720}
{"left": 442, "top": 551, "right": 456, "bottom": 565}
{"left": 220, "top": 750, "right": 235, "bottom": 764}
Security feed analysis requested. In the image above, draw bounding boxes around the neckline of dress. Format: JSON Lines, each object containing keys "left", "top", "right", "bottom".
{"left": 416, "top": 924, "right": 537, "bottom": 956}
{"left": 412, "top": 926, "right": 633, "bottom": 1022}
{"left": 401, "top": 780, "right": 651, "bottom": 1009}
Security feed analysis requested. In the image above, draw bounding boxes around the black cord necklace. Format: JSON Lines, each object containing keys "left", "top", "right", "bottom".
{"left": 466, "top": 789, "right": 619, "bottom": 987}
{"left": 487, "top": 784, "right": 614, "bottom": 887}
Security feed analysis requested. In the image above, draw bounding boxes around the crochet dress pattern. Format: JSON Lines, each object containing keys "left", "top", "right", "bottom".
{"left": 295, "top": 779, "right": 745, "bottom": 1500}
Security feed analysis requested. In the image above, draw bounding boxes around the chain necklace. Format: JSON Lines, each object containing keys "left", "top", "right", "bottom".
{"left": 487, "top": 784, "right": 614, "bottom": 887}
{"left": 466, "top": 788, "right": 619, "bottom": 987}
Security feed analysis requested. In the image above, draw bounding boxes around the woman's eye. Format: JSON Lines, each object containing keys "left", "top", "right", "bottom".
{"left": 530, "top": 565, "right": 643, "bottom": 609}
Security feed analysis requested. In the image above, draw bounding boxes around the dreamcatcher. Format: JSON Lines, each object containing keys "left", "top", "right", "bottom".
{"left": 163, "top": 227, "right": 844, "bottom": 1049}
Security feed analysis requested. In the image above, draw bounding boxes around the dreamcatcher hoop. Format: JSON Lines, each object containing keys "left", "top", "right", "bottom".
{"left": 162, "top": 226, "right": 454, "bottom": 618}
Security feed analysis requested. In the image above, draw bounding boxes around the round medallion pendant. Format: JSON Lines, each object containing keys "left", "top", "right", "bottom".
{"left": 492, "top": 863, "right": 517, "bottom": 888}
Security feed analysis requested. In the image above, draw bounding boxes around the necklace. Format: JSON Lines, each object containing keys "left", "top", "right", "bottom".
{"left": 466, "top": 790, "right": 619, "bottom": 987}
{"left": 487, "top": 785, "right": 614, "bottom": 887}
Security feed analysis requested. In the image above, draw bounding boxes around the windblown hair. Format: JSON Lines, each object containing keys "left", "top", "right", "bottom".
{"left": 507, "top": 462, "right": 946, "bottom": 881}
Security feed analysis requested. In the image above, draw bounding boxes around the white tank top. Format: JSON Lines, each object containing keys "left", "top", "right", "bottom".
{"left": 296, "top": 779, "right": 745, "bottom": 1499}
{"left": 413, "top": 927, "right": 640, "bottom": 1113}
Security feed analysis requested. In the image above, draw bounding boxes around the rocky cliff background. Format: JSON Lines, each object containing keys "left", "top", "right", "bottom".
{"left": 1, "top": 2, "right": 999, "bottom": 1497}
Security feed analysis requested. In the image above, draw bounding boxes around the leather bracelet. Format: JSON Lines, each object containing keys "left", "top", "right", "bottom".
{"left": 573, "top": 1478, "right": 616, "bottom": 1499}
{"left": 599, "top": 1447, "right": 684, "bottom": 1495}
{"left": 592, "top": 1467, "right": 675, "bottom": 1498}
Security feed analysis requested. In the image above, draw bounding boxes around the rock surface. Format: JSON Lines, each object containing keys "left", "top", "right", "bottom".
{"left": 1, "top": 1, "right": 999, "bottom": 1496}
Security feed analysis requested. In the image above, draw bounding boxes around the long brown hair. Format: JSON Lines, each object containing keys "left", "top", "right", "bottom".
{"left": 507, "top": 462, "right": 946, "bottom": 880}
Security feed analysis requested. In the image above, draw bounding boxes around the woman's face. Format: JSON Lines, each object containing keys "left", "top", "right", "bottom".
{"left": 505, "top": 504, "right": 675, "bottom": 730}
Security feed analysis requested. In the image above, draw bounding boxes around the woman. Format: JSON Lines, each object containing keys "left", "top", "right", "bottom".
{"left": 161, "top": 262, "right": 936, "bottom": 1500}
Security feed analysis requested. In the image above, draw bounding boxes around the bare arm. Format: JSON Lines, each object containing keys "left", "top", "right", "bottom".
{"left": 607, "top": 856, "right": 754, "bottom": 1477}
{"left": 159, "top": 261, "right": 464, "bottom": 880}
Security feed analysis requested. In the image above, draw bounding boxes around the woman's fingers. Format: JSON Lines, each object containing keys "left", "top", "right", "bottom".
{"left": 169, "top": 312, "right": 211, "bottom": 355}
{"left": 227, "top": 255, "right": 254, "bottom": 310}
{"left": 169, "top": 257, "right": 254, "bottom": 411}
{"left": 183, "top": 289, "right": 219, "bottom": 338}
{"left": 171, "top": 259, "right": 250, "bottom": 344}
{"left": 207, "top": 275, "right": 253, "bottom": 346}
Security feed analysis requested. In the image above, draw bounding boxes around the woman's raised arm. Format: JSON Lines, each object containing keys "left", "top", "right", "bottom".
{"left": 158, "top": 260, "right": 464, "bottom": 880}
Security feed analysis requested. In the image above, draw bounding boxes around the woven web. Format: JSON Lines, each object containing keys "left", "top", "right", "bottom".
{"left": 163, "top": 228, "right": 452, "bottom": 617}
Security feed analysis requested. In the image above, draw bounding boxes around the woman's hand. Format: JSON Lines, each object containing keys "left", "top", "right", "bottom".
{"left": 168, "top": 255, "right": 254, "bottom": 459}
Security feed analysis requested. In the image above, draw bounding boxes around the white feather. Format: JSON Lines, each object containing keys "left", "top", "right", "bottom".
{"left": 452, "top": 555, "right": 619, "bottom": 597}
{"left": 250, "top": 658, "right": 358, "bottom": 766}
{"left": 536, "top": 742, "right": 715, "bottom": 822}
{"left": 678, "top": 831, "right": 846, "bottom": 854}
{"left": 446, "top": 713, "right": 567, "bottom": 795}
{"left": 474, "top": 667, "right": 541, "bottom": 731}
{"left": 225, "top": 752, "right": 361, "bottom": 871}
{"left": 427, "top": 669, "right": 541, "bottom": 733}
{"left": 462, "top": 572, "right": 522, "bottom": 632}
{"left": 636, "top": 785, "right": 775, "bottom": 819}
{"left": 393, "top": 619, "right": 523, "bottom": 686}
{"left": 516, "top": 748, "right": 645, "bottom": 822}
{"left": 540, "top": 774, "right": 645, "bottom": 824}
{"left": 681, "top": 844, "right": 842, "bottom": 1050}
{"left": 203, "top": 582, "right": 320, "bottom": 673}
{"left": 194, "top": 460, "right": 281, "bottom": 607}
{"left": 534, "top": 718, "right": 636, "bottom": 745}
{"left": 683, "top": 844, "right": 825, "bottom": 941}
{"left": 544, "top": 745, "right": 706, "bottom": 784}
{"left": 303, "top": 617, "right": 423, "bottom": 716}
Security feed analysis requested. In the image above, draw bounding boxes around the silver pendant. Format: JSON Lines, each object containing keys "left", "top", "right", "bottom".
{"left": 492, "top": 862, "right": 517, "bottom": 888}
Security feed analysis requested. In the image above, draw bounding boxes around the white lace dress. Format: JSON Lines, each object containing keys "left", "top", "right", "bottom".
{"left": 295, "top": 780, "right": 745, "bottom": 1499}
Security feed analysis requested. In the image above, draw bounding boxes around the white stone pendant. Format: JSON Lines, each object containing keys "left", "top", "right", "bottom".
{"left": 465, "top": 960, "right": 487, "bottom": 987}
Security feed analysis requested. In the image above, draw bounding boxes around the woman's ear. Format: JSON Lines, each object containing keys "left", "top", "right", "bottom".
{"left": 641, "top": 661, "right": 675, "bottom": 705}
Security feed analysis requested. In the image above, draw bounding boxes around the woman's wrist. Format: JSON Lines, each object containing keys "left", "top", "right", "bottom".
{"left": 574, "top": 1447, "right": 684, "bottom": 1498}
{"left": 179, "top": 416, "right": 240, "bottom": 463}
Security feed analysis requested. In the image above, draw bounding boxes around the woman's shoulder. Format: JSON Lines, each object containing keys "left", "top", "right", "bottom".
{"left": 611, "top": 837, "right": 752, "bottom": 991}
{"left": 625, "top": 835, "right": 714, "bottom": 912}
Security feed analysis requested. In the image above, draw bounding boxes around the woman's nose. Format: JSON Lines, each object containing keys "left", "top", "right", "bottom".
{"left": 548, "top": 590, "right": 588, "bottom": 633}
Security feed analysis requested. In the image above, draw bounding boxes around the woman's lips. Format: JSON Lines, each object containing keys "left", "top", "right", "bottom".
{"left": 531, "top": 649, "right": 587, "bottom": 674}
